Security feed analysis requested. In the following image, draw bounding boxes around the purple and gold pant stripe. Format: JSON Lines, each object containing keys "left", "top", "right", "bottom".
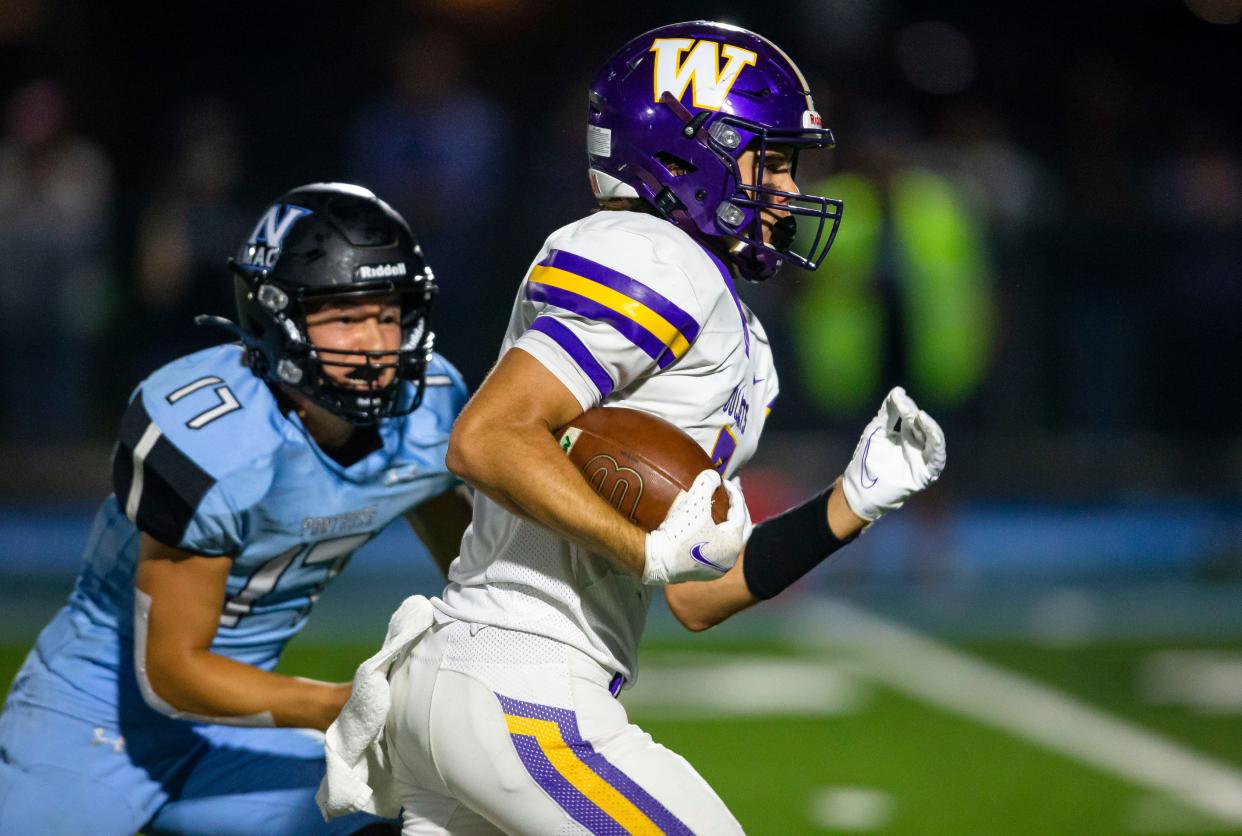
{"left": 526, "top": 249, "right": 701, "bottom": 369}
{"left": 497, "top": 693, "right": 694, "bottom": 836}
{"left": 528, "top": 316, "right": 615, "bottom": 399}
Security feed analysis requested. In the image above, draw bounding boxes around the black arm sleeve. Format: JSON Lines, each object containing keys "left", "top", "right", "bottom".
{"left": 742, "top": 485, "right": 856, "bottom": 600}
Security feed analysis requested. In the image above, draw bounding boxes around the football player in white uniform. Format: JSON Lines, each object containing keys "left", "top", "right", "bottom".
{"left": 324, "top": 21, "right": 946, "bottom": 835}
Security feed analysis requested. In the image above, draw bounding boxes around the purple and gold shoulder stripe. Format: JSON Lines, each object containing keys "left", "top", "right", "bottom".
{"left": 527, "top": 250, "right": 701, "bottom": 370}
{"left": 528, "top": 316, "right": 616, "bottom": 399}
{"left": 497, "top": 693, "right": 693, "bottom": 835}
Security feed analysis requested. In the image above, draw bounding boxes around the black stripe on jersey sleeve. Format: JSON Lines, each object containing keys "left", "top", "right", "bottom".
{"left": 112, "top": 440, "right": 134, "bottom": 513}
{"left": 111, "top": 394, "right": 151, "bottom": 507}
{"left": 112, "top": 392, "right": 220, "bottom": 551}
{"left": 118, "top": 391, "right": 153, "bottom": 448}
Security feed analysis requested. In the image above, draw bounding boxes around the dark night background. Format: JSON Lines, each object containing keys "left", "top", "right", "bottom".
{"left": 0, "top": 0, "right": 1240, "bottom": 597}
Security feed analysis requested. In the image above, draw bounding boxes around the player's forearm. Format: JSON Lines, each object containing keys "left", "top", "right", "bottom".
{"left": 827, "top": 476, "right": 868, "bottom": 539}
{"left": 664, "top": 552, "right": 758, "bottom": 631}
{"left": 665, "top": 479, "right": 867, "bottom": 630}
{"left": 143, "top": 648, "right": 348, "bottom": 731}
{"left": 135, "top": 546, "right": 351, "bottom": 730}
{"left": 448, "top": 415, "right": 647, "bottom": 575}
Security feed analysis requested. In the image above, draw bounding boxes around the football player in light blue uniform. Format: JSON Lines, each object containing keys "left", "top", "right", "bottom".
{"left": 0, "top": 183, "right": 471, "bottom": 834}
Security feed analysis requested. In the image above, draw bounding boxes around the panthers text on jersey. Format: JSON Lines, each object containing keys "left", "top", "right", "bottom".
{"left": 436, "top": 210, "right": 778, "bottom": 684}
{"left": 29, "top": 342, "right": 467, "bottom": 724}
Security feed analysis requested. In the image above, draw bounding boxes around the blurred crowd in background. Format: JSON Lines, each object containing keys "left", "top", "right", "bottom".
{"left": 0, "top": 0, "right": 1239, "bottom": 494}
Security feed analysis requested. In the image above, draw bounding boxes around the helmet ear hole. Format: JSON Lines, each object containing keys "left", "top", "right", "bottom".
{"left": 653, "top": 152, "right": 696, "bottom": 176}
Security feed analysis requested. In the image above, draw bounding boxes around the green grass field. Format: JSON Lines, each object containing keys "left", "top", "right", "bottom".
{"left": 6, "top": 620, "right": 1241, "bottom": 835}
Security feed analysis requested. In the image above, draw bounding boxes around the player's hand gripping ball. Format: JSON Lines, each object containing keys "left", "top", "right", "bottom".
{"left": 643, "top": 470, "right": 747, "bottom": 585}
{"left": 556, "top": 407, "right": 746, "bottom": 584}
{"left": 842, "top": 387, "right": 947, "bottom": 522}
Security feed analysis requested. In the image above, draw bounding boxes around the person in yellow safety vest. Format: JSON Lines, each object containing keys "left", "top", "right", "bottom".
{"left": 791, "top": 166, "right": 995, "bottom": 418}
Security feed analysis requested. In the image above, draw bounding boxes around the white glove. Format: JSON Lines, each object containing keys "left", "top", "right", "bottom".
{"left": 729, "top": 476, "right": 755, "bottom": 543}
{"left": 643, "top": 470, "right": 747, "bottom": 585}
{"left": 841, "top": 387, "right": 946, "bottom": 522}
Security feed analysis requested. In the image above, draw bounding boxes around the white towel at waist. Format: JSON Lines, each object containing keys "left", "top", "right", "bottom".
{"left": 316, "top": 594, "right": 434, "bottom": 820}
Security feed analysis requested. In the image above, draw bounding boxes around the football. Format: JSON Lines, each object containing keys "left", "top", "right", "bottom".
{"left": 555, "top": 407, "right": 729, "bottom": 532}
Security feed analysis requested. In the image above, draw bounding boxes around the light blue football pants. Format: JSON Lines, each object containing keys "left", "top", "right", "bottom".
{"left": 0, "top": 645, "right": 394, "bottom": 835}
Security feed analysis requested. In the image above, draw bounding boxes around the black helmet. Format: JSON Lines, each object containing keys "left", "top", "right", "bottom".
{"left": 210, "top": 182, "right": 436, "bottom": 424}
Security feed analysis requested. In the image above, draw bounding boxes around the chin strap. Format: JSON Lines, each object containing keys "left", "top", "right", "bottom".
{"left": 770, "top": 215, "right": 797, "bottom": 252}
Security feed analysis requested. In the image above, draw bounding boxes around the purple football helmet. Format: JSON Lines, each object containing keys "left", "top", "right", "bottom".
{"left": 588, "top": 21, "right": 843, "bottom": 280}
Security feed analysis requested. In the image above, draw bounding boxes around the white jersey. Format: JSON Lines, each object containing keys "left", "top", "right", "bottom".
{"left": 435, "top": 211, "right": 779, "bottom": 683}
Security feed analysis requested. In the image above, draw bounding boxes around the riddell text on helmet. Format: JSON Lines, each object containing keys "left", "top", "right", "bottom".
{"left": 356, "top": 262, "right": 408, "bottom": 279}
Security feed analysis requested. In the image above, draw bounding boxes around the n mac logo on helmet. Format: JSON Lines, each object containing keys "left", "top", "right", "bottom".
{"left": 650, "top": 38, "right": 758, "bottom": 111}
{"left": 249, "top": 203, "right": 312, "bottom": 247}
{"left": 241, "top": 203, "right": 312, "bottom": 268}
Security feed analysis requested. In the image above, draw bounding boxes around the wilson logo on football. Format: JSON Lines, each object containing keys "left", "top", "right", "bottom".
{"left": 649, "top": 38, "right": 758, "bottom": 111}
{"left": 581, "top": 454, "right": 645, "bottom": 523}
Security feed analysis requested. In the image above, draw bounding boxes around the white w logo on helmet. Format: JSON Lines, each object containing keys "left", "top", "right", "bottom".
{"left": 649, "top": 38, "right": 758, "bottom": 111}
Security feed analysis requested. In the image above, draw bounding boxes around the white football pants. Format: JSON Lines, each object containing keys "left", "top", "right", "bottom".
{"left": 383, "top": 617, "right": 744, "bottom": 835}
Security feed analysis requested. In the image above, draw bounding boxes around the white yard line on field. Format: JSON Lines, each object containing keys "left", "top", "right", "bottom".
{"left": 791, "top": 598, "right": 1242, "bottom": 826}
{"left": 628, "top": 654, "right": 864, "bottom": 718}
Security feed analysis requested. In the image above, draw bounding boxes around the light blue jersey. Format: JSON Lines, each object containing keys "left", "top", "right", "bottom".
{"left": 79, "top": 342, "right": 463, "bottom": 669}
{"left": 0, "top": 343, "right": 468, "bottom": 834}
